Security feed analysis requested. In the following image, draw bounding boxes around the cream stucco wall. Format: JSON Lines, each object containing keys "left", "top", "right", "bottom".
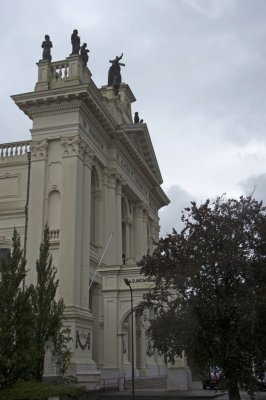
{"left": 0, "top": 54, "right": 170, "bottom": 385}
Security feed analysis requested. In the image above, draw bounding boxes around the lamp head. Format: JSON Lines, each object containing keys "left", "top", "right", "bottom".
{"left": 124, "top": 278, "right": 130, "bottom": 287}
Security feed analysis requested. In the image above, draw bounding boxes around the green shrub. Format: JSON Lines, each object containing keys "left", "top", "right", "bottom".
{"left": 0, "top": 381, "right": 87, "bottom": 400}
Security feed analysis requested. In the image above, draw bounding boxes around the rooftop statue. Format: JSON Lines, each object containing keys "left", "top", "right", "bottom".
{"left": 42, "top": 35, "right": 53, "bottom": 62}
{"left": 134, "top": 112, "right": 140, "bottom": 124}
{"left": 71, "top": 29, "right": 80, "bottom": 55}
{"left": 81, "top": 43, "right": 90, "bottom": 67}
{"left": 134, "top": 112, "right": 144, "bottom": 124}
{"left": 108, "top": 53, "right": 125, "bottom": 95}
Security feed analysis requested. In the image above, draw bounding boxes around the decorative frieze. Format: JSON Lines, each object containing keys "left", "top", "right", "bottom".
{"left": 31, "top": 139, "right": 48, "bottom": 160}
{"left": 85, "top": 123, "right": 104, "bottom": 151}
{"left": 27, "top": 101, "right": 83, "bottom": 119}
{"left": 119, "top": 155, "right": 148, "bottom": 197}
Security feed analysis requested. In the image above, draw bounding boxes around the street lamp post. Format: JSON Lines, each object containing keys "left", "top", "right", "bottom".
{"left": 124, "top": 278, "right": 135, "bottom": 400}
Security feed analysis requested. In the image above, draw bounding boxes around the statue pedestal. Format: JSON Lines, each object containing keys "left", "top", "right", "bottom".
{"left": 35, "top": 60, "right": 51, "bottom": 91}
{"left": 167, "top": 357, "right": 192, "bottom": 390}
{"left": 42, "top": 338, "right": 63, "bottom": 384}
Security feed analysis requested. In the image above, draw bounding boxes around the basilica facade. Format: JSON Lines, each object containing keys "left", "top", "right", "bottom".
{"left": 0, "top": 51, "right": 187, "bottom": 386}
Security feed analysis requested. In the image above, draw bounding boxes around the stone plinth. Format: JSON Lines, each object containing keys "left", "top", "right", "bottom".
{"left": 167, "top": 356, "right": 192, "bottom": 390}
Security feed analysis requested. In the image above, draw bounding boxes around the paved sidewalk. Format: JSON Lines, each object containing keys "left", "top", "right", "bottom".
{"left": 99, "top": 390, "right": 266, "bottom": 400}
{"left": 100, "top": 389, "right": 225, "bottom": 400}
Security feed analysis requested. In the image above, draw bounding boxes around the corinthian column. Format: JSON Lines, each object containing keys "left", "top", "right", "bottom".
{"left": 124, "top": 217, "right": 130, "bottom": 260}
{"left": 59, "top": 135, "right": 86, "bottom": 306}
{"left": 80, "top": 147, "right": 94, "bottom": 309}
{"left": 134, "top": 202, "right": 144, "bottom": 262}
{"left": 26, "top": 139, "right": 48, "bottom": 285}
{"left": 115, "top": 178, "right": 124, "bottom": 266}
{"left": 142, "top": 208, "right": 148, "bottom": 255}
{"left": 103, "top": 169, "right": 117, "bottom": 265}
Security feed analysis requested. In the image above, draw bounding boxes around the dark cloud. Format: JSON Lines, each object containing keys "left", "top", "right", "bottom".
{"left": 1, "top": 0, "right": 266, "bottom": 222}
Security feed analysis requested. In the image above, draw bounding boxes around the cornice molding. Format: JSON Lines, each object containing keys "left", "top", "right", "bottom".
{"left": 118, "top": 123, "right": 163, "bottom": 184}
{"left": 27, "top": 100, "right": 83, "bottom": 117}
{"left": 12, "top": 82, "right": 118, "bottom": 136}
{"left": 116, "top": 129, "right": 159, "bottom": 189}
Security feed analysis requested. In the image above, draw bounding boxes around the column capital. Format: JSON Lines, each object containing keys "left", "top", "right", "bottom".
{"left": 134, "top": 201, "right": 149, "bottom": 217}
{"left": 123, "top": 215, "right": 132, "bottom": 224}
{"left": 116, "top": 176, "right": 126, "bottom": 196}
{"left": 154, "top": 224, "right": 160, "bottom": 240}
{"left": 143, "top": 211, "right": 148, "bottom": 224}
{"left": 61, "top": 135, "right": 86, "bottom": 160}
{"left": 103, "top": 168, "right": 116, "bottom": 189}
{"left": 103, "top": 168, "right": 126, "bottom": 190}
{"left": 84, "top": 146, "right": 94, "bottom": 169}
{"left": 31, "top": 139, "right": 48, "bottom": 161}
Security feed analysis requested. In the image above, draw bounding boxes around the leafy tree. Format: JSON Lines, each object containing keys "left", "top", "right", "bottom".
{"left": 137, "top": 196, "right": 266, "bottom": 400}
{"left": 0, "top": 226, "right": 72, "bottom": 389}
{"left": 32, "top": 225, "right": 72, "bottom": 380}
{"left": 0, "top": 229, "right": 35, "bottom": 388}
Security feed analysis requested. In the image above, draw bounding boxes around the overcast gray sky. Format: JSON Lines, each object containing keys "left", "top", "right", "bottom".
{"left": 1, "top": 0, "right": 266, "bottom": 235}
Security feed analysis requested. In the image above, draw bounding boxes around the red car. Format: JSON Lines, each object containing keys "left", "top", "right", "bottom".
{"left": 202, "top": 368, "right": 222, "bottom": 389}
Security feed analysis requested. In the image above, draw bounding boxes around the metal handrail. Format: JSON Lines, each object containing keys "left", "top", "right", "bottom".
{"left": 93, "top": 376, "right": 125, "bottom": 392}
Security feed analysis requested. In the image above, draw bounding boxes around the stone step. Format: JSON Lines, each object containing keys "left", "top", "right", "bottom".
{"left": 125, "top": 377, "right": 167, "bottom": 390}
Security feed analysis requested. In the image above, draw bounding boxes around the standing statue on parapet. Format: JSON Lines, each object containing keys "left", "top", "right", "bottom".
{"left": 81, "top": 43, "right": 90, "bottom": 67}
{"left": 108, "top": 53, "right": 125, "bottom": 95}
{"left": 71, "top": 29, "right": 80, "bottom": 55}
{"left": 134, "top": 112, "right": 144, "bottom": 124}
{"left": 134, "top": 112, "right": 140, "bottom": 124}
{"left": 42, "top": 35, "right": 53, "bottom": 61}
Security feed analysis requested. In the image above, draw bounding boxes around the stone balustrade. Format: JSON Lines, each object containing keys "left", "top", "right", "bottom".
{"left": 0, "top": 141, "right": 31, "bottom": 159}
{"left": 35, "top": 55, "right": 91, "bottom": 91}
{"left": 51, "top": 61, "right": 69, "bottom": 81}
{"left": 49, "top": 229, "right": 60, "bottom": 241}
